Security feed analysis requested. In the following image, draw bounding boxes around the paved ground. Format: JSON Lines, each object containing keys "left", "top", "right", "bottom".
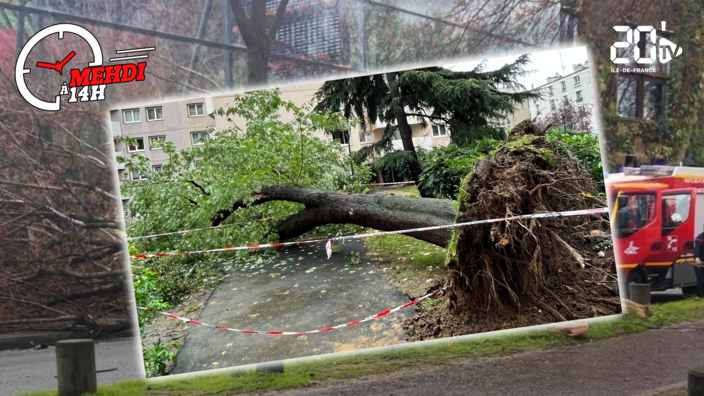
{"left": 171, "top": 238, "right": 415, "bottom": 375}
{"left": 262, "top": 319, "right": 704, "bottom": 396}
{"left": 0, "top": 338, "right": 143, "bottom": 396}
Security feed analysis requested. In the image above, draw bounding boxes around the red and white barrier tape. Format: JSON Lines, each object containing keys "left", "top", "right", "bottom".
{"left": 131, "top": 207, "right": 607, "bottom": 259}
{"left": 364, "top": 181, "right": 416, "bottom": 186}
{"left": 127, "top": 215, "right": 289, "bottom": 241}
{"left": 138, "top": 289, "right": 444, "bottom": 335}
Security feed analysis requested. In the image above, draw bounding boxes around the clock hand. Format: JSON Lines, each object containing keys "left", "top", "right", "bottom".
{"left": 55, "top": 51, "right": 76, "bottom": 75}
{"left": 35, "top": 51, "right": 76, "bottom": 75}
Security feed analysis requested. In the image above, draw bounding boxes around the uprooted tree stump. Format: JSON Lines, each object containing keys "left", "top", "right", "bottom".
{"left": 444, "top": 120, "right": 608, "bottom": 325}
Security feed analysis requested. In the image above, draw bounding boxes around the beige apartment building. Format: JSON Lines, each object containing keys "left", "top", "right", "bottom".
{"left": 111, "top": 81, "right": 528, "bottom": 183}
{"left": 110, "top": 97, "right": 216, "bottom": 181}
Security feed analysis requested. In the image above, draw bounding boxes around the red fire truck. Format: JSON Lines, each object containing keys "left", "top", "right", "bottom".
{"left": 607, "top": 165, "right": 702, "bottom": 296}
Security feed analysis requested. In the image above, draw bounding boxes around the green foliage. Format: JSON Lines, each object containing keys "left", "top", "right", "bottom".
{"left": 368, "top": 150, "right": 415, "bottom": 180}
{"left": 143, "top": 338, "right": 178, "bottom": 377}
{"left": 120, "top": 89, "right": 359, "bottom": 300}
{"left": 417, "top": 139, "right": 500, "bottom": 199}
{"left": 315, "top": 57, "right": 541, "bottom": 167}
{"left": 546, "top": 129, "right": 604, "bottom": 192}
{"left": 132, "top": 267, "right": 178, "bottom": 377}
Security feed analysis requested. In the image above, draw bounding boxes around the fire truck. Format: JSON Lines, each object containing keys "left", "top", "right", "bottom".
{"left": 606, "top": 165, "right": 703, "bottom": 296}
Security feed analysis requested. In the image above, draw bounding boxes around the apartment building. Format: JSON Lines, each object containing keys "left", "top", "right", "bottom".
{"left": 111, "top": 79, "right": 530, "bottom": 184}
{"left": 210, "top": 81, "right": 453, "bottom": 182}
{"left": 110, "top": 98, "right": 216, "bottom": 181}
{"left": 528, "top": 62, "right": 598, "bottom": 133}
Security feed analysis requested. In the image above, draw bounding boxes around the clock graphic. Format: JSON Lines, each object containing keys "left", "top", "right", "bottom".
{"left": 15, "top": 23, "right": 103, "bottom": 112}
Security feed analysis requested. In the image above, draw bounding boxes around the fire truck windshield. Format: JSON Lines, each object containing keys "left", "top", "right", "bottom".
{"left": 614, "top": 193, "right": 656, "bottom": 237}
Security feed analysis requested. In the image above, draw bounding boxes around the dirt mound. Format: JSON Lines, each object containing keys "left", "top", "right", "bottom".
{"left": 404, "top": 120, "right": 620, "bottom": 340}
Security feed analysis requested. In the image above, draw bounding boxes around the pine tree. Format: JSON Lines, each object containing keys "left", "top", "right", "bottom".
{"left": 314, "top": 55, "right": 541, "bottom": 197}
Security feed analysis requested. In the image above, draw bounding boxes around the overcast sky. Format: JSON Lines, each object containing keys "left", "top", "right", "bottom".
{"left": 445, "top": 46, "right": 590, "bottom": 91}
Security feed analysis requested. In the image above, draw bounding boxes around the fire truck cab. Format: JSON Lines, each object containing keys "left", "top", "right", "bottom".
{"left": 607, "top": 165, "right": 703, "bottom": 295}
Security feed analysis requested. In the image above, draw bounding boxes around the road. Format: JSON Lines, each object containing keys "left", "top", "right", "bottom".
{"left": 171, "top": 238, "right": 415, "bottom": 375}
{"left": 0, "top": 338, "right": 143, "bottom": 396}
{"left": 262, "top": 319, "right": 704, "bottom": 396}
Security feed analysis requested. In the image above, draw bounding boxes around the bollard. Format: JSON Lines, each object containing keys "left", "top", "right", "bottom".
{"left": 56, "top": 339, "right": 97, "bottom": 396}
{"left": 255, "top": 360, "right": 284, "bottom": 373}
{"left": 629, "top": 283, "right": 651, "bottom": 305}
{"left": 690, "top": 365, "right": 704, "bottom": 396}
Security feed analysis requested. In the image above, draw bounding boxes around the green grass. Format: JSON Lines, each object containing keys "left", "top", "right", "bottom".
{"left": 19, "top": 297, "right": 704, "bottom": 396}
{"left": 184, "top": 305, "right": 200, "bottom": 315}
{"left": 395, "top": 185, "right": 420, "bottom": 194}
{"left": 365, "top": 234, "right": 446, "bottom": 271}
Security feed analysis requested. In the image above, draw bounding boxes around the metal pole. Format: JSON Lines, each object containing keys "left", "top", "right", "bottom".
{"left": 188, "top": 0, "right": 215, "bottom": 72}
{"left": 15, "top": 8, "right": 25, "bottom": 57}
{"left": 221, "top": 0, "right": 233, "bottom": 89}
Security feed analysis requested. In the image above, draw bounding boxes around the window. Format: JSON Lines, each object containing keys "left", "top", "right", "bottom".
{"left": 563, "top": 95, "right": 568, "bottom": 104}
{"left": 432, "top": 125, "right": 447, "bottom": 137}
{"left": 359, "top": 131, "right": 374, "bottom": 143}
{"left": 574, "top": 75, "right": 581, "bottom": 86}
{"left": 146, "top": 107, "right": 163, "bottom": 121}
{"left": 617, "top": 76, "right": 638, "bottom": 118}
{"left": 123, "top": 109, "right": 140, "bottom": 123}
{"left": 332, "top": 130, "right": 350, "bottom": 145}
{"left": 548, "top": 86, "right": 553, "bottom": 96}
{"left": 550, "top": 99, "right": 556, "bottom": 110}
{"left": 617, "top": 75, "right": 666, "bottom": 120}
{"left": 561, "top": 81, "right": 566, "bottom": 91}
{"left": 130, "top": 169, "right": 147, "bottom": 180}
{"left": 662, "top": 193, "right": 691, "bottom": 235}
{"left": 576, "top": 91, "right": 583, "bottom": 102}
{"left": 191, "top": 131, "right": 208, "bottom": 145}
{"left": 149, "top": 136, "right": 166, "bottom": 150}
{"left": 392, "top": 128, "right": 402, "bottom": 140}
{"left": 644, "top": 81, "right": 664, "bottom": 121}
{"left": 153, "top": 165, "right": 164, "bottom": 174}
{"left": 188, "top": 103, "right": 205, "bottom": 117}
{"left": 128, "top": 137, "right": 145, "bottom": 152}
{"left": 614, "top": 193, "right": 656, "bottom": 237}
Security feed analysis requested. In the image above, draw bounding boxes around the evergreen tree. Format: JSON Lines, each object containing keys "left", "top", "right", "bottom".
{"left": 314, "top": 55, "right": 541, "bottom": 197}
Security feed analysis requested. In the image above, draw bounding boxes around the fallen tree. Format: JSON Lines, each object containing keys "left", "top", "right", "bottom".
{"left": 211, "top": 185, "right": 455, "bottom": 247}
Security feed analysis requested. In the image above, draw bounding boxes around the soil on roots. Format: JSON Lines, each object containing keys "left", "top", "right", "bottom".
{"left": 403, "top": 120, "right": 620, "bottom": 341}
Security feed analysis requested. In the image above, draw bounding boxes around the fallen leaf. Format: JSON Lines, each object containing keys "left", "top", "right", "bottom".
{"left": 253, "top": 302, "right": 257, "bottom": 305}
{"left": 222, "top": 351, "right": 227, "bottom": 355}
{"left": 212, "top": 362, "right": 219, "bottom": 365}
{"left": 232, "top": 288, "right": 238, "bottom": 291}
{"left": 209, "top": 301, "right": 217, "bottom": 305}
{"left": 226, "top": 343, "right": 233, "bottom": 347}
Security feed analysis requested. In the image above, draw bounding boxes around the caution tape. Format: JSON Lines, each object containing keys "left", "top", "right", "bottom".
{"left": 363, "top": 181, "right": 416, "bottom": 186}
{"left": 127, "top": 215, "right": 289, "bottom": 241}
{"left": 131, "top": 207, "right": 608, "bottom": 259}
{"left": 138, "top": 289, "right": 444, "bottom": 335}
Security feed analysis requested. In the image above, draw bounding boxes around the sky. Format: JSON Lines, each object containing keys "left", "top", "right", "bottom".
{"left": 445, "top": 46, "right": 590, "bottom": 91}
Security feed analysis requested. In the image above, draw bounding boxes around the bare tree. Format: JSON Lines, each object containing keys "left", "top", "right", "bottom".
{"left": 0, "top": 72, "right": 132, "bottom": 336}
{"left": 538, "top": 98, "right": 594, "bottom": 134}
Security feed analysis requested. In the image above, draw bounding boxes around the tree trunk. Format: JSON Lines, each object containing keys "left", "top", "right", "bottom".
{"left": 385, "top": 72, "right": 432, "bottom": 197}
{"left": 212, "top": 185, "right": 455, "bottom": 247}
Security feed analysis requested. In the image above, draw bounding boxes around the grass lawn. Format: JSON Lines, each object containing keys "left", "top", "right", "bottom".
{"left": 19, "top": 297, "right": 704, "bottom": 396}
{"left": 363, "top": 233, "right": 447, "bottom": 298}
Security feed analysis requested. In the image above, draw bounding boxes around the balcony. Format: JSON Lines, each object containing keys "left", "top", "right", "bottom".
{"left": 115, "top": 151, "right": 126, "bottom": 171}
{"left": 391, "top": 136, "right": 433, "bottom": 151}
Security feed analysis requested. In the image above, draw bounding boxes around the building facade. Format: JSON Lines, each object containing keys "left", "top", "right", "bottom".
{"left": 528, "top": 61, "right": 598, "bottom": 134}
{"left": 110, "top": 98, "right": 216, "bottom": 181}
{"left": 112, "top": 80, "right": 531, "bottom": 184}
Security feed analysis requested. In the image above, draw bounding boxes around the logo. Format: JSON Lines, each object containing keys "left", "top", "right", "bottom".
{"left": 610, "top": 22, "right": 682, "bottom": 67}
{"left": 624, "top": 241, "right": 640, "bottom": 255}
{"left": 15, "top": 23, "right": 153, "bottom": 111}
{"left": 667, "top": 235, "right": 678, "bottom": 252}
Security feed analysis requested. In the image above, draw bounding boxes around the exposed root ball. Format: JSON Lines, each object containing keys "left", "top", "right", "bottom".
{"left": 444, "top": 120, "right": 607, "bottom": 323}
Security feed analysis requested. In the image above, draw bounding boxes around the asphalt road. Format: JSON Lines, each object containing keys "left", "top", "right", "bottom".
{"left": 0, "top": 338, "right": 144, "bottom": 396}
{"left": 263, "top": 319, "right": 704, "bottom": 396}
{"left": 171, "top": 239, "right": 415, "bottom": 375}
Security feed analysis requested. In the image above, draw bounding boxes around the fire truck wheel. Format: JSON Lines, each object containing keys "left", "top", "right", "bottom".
{"left": 623, "top": 269, "right": 647, "bottom": 298}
